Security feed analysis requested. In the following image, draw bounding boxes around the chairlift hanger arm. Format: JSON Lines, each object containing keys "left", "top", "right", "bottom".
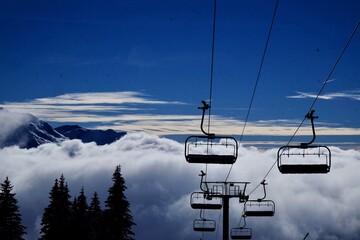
{"left": 301, "top": 110, "right": 318, "bottom": 147}
{"left": 198, "top": 100, "right": 215, "bottom": 136}
{"left": 199, "top": 209, "right": 205, "bottom": 219}
{"left": 241, "top": 215, "right": 247, "bottom": 228}
{"left": 199, "top": 171, "right": 209, "bottom": 192}
{"left": 258, "top": 180, "right": 267, "bottom": 201}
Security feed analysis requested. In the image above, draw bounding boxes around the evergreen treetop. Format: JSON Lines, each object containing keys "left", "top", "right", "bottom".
{"left": 104, "top": 165, "right": 135, "bottom": 240}
{"left": 0, "top": 177, "right": 26, "bottom": 240}
{"left": 38, "top": 166, "right": 136, "bottom": 240}
{"left": 39, "top": 175, "right": 72, "bottom": 240}
{"left": 70, "top": 187, "right": 91, "bottom": 240}
{"left": 88, "top": 192, "right": 104, "bottom": 240}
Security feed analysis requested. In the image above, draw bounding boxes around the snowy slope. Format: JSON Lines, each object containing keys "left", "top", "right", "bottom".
{"left": 0, "top": 109, "right": 126, "bottom": 148}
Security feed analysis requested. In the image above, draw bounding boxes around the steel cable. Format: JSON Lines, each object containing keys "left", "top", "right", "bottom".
{"left": 225, "top": 0, "right": 280, "bottom": 182}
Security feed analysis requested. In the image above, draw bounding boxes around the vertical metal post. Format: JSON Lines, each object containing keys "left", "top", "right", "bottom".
{"left": 223, "top": 196, "right": 229, "bottom": 240}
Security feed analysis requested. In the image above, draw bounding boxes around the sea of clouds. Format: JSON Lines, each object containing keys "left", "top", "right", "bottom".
{"left": 1, "top": 132, "right": 360, "bottom": 240}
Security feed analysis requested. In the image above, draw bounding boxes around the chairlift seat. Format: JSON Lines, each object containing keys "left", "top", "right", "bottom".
{"left": 191, "top": 203, "right": 222, "bottom": 209}
{"left": 279, "top": 164, "right": 330, "bottom": 174}
{"left": 193, "top": 219, "right": 216, "bottom": 232}
{"left": 245, "top": 210, "right": 274, "bottom": 217}
{"left": 190, "top": 192, "right": 222, "bottom": 209}
{"left": 277, "top": 145, "right": 331, "bottom": 174}
{"left": 230, "top": 227, "right": 252, "bottom": 239}
{"left": 185, "top": 135, "right": 238, "bottom": 164}
{"left": 186, "top": 154, "right": 236, "bottom": 164}
{"left": 244, "top": 200, "right": 275, "bottom": 217}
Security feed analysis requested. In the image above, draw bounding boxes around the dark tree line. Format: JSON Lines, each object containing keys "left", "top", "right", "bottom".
{"left": 0, "top": 177, "right": 26, "bottom": 240}
{"left": 0, "top": 165, "right": 135, "bottom": 240}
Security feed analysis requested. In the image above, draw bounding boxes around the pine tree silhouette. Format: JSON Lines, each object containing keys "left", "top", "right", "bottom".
{"left": 89, "top": 192, "right": 103, "bottom": 240}
{"left": 70, "top": 187, "right": 91, "bottom": 240}
{"left": 103, "top": 165, "right": 135, "bottom": 240}
{"left": 0, "top": 177, "right": 26, "bottom": 240}
{"left": 39, "top": 175, "right": 72, "bottom": 240}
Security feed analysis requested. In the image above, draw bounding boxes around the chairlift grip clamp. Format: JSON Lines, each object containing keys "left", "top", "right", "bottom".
{"left": 198, "top": 100, "right": 215, "bottom": 136}
{"left": 301, "top": 110, "right": 318, "bottom": 146}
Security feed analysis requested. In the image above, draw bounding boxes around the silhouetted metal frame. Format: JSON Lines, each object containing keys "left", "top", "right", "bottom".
{"left": 193, "top": 218, "right": 216, "bottom": 232}
{"left": 185, "top": 135, "right": 238, "bottom": 164}
{"left": 244, "top": 199, "right": 275, "bottom": 217}
{"left": 190, "top": 191, "right": 223, "bottom": 210}
{"left": 277, "top": 145, "right": 331, "bottom": 174}
{"left": 199, "top": 181, "right": 249, "bottom": 200}
{"left": 231, "top": 215, "right": 252, "bottom": 239}
{"left": 244, "top": 180, "right": 275, "bottom": 217}
{"left": 191, "top": 172, "right": 250, "bottom": 239}
{"left": 230, "top": 227, "right": 252, "bottom": 239}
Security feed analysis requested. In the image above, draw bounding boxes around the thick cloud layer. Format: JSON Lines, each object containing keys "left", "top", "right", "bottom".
{"left": 0, "top": 132, "right": 359, "bottom": 240}
{"left": 0, "top": 110, "right": 34, "bottom": 145}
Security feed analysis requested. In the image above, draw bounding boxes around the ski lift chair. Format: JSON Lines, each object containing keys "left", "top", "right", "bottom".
{"left": 190, "top": 192, "right": 222, "bottom": 210}
{"left": 230, "top": 215, "right": 252, "bottom": 239}
{"left": 193, "top": 218, "right": 216, "bottom": 232}
{"left": 185, "top": 101, "right": 238, "bottom": 164}
{"left": 277, "top": 111, "right": 331, "bottom": 174}
{"left": 230, "top": 227, "right": 252, "bottom": 240}
{"left": 244, "top": 180, "right": 275, "bottom": 217}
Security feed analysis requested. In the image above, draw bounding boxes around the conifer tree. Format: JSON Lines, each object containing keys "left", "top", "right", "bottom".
{"left": 0, "top": 177, "right": 26, "bottom": 240}
{"left": 39, "top": 175, "right": 72, "bottom": 240}
{"left": 71, "top": 196, "right": 78, "bottom": 216}
{"left": 70, "top": 187, "right": 91, "bottom": 240}
{"left": 89, "top": 192, "right": 103, "bottom": 240}
{"left": 103, "top": 165, "right": 135, "bottom": 240}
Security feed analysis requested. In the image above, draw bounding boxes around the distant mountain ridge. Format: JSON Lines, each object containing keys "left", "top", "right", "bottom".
{"left": 55, "top": 125, "right": 126, "bottom": 145}
{"left": 0, "top": 109, "right": 126, "bottom": 149}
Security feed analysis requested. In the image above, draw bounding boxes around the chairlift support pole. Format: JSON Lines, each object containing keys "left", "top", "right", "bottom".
{"left": 195, "top": 172, "right": 249, "bottom": 240}
{"left": 221, "top": 182, "right": 249, "bottom": 240}
{"left": 223, "top": 195, "right": 230, "bottom": 240}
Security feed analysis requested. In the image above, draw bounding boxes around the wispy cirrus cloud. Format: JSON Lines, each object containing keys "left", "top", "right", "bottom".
{"left": 1, "top": 91, "right": 199, "bottom": 135}
{"left": 1, "top": 91, "right": 184, "bottom": 119}
{"left": 287, "top": 89, "right": 360, "bottom": 101}
{"left": 1, "top": 91, "right": 360, "bottom": 138}
{"left": 14, "top": 91, "right": 184, "bottom": 105}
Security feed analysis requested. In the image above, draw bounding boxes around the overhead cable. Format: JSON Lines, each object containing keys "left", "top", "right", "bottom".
{"left": 207, "top": 0, "right": 217, "bottom": 134}
{"left": 225, "top": 0, "right": 280, "bottom": 182}
{"left": 247, "top": 20, "right": 360, "bottom": 196}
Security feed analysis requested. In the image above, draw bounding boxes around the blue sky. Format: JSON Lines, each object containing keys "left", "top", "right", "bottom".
{"left": 0, "top": 0, "right": 359, "bottom": 145}
{"left": 1, "top": 1, "right": 360, "bottom": 239}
